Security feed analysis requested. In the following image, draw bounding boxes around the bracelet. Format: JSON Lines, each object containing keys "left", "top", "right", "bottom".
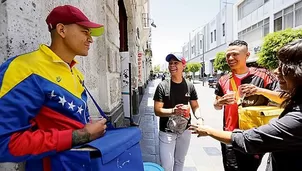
{"left": 196, "top": 117, "right": 204, "bottom": 121}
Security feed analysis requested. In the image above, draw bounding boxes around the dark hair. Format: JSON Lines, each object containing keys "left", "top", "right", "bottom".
{"left": 277, "top": 39, "right": 302, "bottom": 113}
{"left": 228, "top": 40, "right": 248, "bottom": 49}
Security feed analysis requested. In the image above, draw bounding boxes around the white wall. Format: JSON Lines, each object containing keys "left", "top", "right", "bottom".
{"left": 237, "top": 1, "right": 272, "bottom": 32}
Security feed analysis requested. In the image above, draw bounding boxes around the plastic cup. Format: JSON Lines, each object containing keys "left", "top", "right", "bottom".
{"left": 182, "top": 105, "right": 190, "bottom": 118}
{"left": 226, "top": 91, "right": 236, "bottom": 104}
{"left": 89, "top": 116, "right": 104, "bottom": 124}
{"left": 238, "top": 85, "right": 244, "bottom": 98}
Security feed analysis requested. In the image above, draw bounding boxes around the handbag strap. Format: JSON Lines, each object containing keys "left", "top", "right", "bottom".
{"left": 230, "top": 76, "right": 237, "bottom": 92}
{"left": 76, "top": 74, "right": 115, "bottom": 129}
{"left": 230, "top": 75, "right": 240, "bottom": 104}
{"left": 83, "top": 85, "right": 115, "bottom": 129}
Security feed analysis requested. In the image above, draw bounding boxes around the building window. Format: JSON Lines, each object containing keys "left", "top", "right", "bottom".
{"left": 284, "top": 6, "right": 293, "bottom": 29}
{"left": 214, "top": 29, "right": 217, "bottom": 41}
{"left": 211, "top": 32, "right": 213, "bottom": 43}
{"left": 238, "top": 32, "right": 243, "bottom": 40}
{"left": 191, "top": 45, "right": 195, "bottom": 54}
{"left": 222, "top": 23, "right": 225, "bottom": 37}
{"left": 142, "top": 13, "right": 149, "bottom": 27}
{"left": 295, "top": 1, "right": 302, "bottom": 27}
{"left": 263, "top": 17, "right": 270, "bottom": 36}
{"left": 238, "top": 17, "right": 269, "bottom": 42}
{"left": 238, "top": 0, "right": 266, "bottom": 20}
{"left": 263, "top": 23, "right": 269, "bottom": 36}
{"left": 274, "top": 11, "right": 282, "bottom": 32}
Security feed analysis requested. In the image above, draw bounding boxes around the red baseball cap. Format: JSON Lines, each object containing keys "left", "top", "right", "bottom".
{"left": 46, "top": 5, "right": 104, "bottom": 37}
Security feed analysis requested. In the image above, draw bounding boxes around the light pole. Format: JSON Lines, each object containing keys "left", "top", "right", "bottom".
{"left": 201, "top": 33, "right": 205, "bottom": 86}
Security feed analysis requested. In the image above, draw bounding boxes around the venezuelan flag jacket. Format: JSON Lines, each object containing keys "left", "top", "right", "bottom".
{"left": 0, "top": 45, "right": 90, "bottom": 170}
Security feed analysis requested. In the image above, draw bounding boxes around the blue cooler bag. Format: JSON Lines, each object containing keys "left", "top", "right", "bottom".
{"left": 54, "top": 127, "right": 143, "bottom": 171}
{"left": 26, "top": 127, "right": 144, "bottom": 171}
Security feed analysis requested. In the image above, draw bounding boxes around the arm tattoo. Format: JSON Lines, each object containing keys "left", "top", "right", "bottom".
{"left": 72, "top": 128, "right": 91, "bottom": 146}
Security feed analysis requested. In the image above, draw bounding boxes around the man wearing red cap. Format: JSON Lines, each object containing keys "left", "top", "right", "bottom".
{"left": 0, "top": 5, "right": 107, "bottom": 170}
{"left": 153, "top": 54, "right": 203, "bottom": 171}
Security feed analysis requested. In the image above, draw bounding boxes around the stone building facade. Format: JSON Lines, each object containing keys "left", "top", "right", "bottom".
{"left": 0, "top": 0, "right": 152, "bottom": 170}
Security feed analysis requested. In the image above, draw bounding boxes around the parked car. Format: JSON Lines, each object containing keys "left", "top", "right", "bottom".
{"left": 208, "top": 77, "right": 218, "bottom": 88}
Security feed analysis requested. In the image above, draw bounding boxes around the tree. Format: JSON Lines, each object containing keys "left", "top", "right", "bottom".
{"left": 184, "top": 64, "right": 190, "bottom": 74}
{"left": 214, "top": 51, "right": 229, "bottom": 72}
{"left": 153, "top": 65, "right": 160, "bottom": 73}
{"left": 257, "top": 28, "right": 302, "bottom": 70}
{"left": 188, "top": 62, "right": 202, "bottom": 81}
{"left": 184, "top": 64, "right": 191, "bottom": 80}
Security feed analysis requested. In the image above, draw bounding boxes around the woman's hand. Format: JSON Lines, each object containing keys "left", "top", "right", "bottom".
{"left": 189, "top": 124, "right": 212, "bottom": 137}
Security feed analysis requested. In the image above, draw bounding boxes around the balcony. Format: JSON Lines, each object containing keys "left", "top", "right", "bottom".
{"left": 141, "top": 13, "right": 156, "bottom": 45}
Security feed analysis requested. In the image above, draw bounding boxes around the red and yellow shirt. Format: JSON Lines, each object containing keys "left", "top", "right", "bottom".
{"left": 215, "top": 67, "right": 278, "bottom": 131}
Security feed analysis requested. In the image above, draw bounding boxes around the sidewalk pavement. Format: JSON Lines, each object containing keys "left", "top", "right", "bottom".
{"left": 138, "top": 80, "right": 161, "bottom": 164}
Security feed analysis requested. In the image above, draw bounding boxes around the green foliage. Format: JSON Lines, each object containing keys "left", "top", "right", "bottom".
{"left": 214, "top": 51, "right": 229, "bottom": 72}
{"left": 164, "top": 69, "right": 169, "bottom": 74}
{"left": 188, "top": 62, "right": 202, "bottom": 73}
{"left": 153, "top": 65, "right": 160, "bottom": 73}
{"left": 257, "top": 28, "right": 302, "bottom": 70}
{"left": 144, "top": 49, "right": 152, "bottom": 56}
{"left": 184, "top": 65, "right": 190, "bottom": 73}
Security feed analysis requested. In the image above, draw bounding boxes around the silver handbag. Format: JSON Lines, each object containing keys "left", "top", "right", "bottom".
{"left": 166, "top": 115, "right": 189, "bottom": 134}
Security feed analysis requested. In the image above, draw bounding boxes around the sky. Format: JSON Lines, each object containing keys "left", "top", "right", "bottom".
{"left": 150, "top": 0, "right": 221, "bottom": 67}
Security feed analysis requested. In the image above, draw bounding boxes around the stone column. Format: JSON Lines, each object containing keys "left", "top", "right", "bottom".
{"left": 124, "top": 0, "right": 140, "bottom": 115}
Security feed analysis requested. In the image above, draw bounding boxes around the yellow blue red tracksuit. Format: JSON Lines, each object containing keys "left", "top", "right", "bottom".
{"left": 0, "top": 44, "right": 89, "bottom": 170}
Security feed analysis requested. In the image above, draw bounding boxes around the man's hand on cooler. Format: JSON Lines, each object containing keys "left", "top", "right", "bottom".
{"left": 72, "top": 118, "right": 107, "bottom": 146}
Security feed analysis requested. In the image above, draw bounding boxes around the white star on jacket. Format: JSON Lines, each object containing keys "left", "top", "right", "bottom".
{"left": 68, "top": 101, "right": 76, "bottom": 111}
{"left": 50, "top": 90, "right": 57, "bottom": 99}
{"left": 58, "top": 96, "right": 67, "bottom": 107}
{"left": 52, "top": 90, "right": 84, "bottom": 115}
{"left": 77, "top": 105, "right": 84, "bottom": 114}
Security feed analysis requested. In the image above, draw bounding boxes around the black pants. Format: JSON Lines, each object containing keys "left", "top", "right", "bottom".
{"left": 221, "top": 143, "right": 263, "bottom": 171}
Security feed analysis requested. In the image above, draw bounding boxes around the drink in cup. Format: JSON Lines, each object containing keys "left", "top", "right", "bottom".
{"left": 89, "top": 116, "right": 104, "bottom": 124}
{"left": 237, "top": 85, "right": 246, "bottom": 105}
{"left": 226, "top": 90, "right": 236, "bottom": 104}
{"left": 182, "top": 105, "right": 190, "bottom": 118}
